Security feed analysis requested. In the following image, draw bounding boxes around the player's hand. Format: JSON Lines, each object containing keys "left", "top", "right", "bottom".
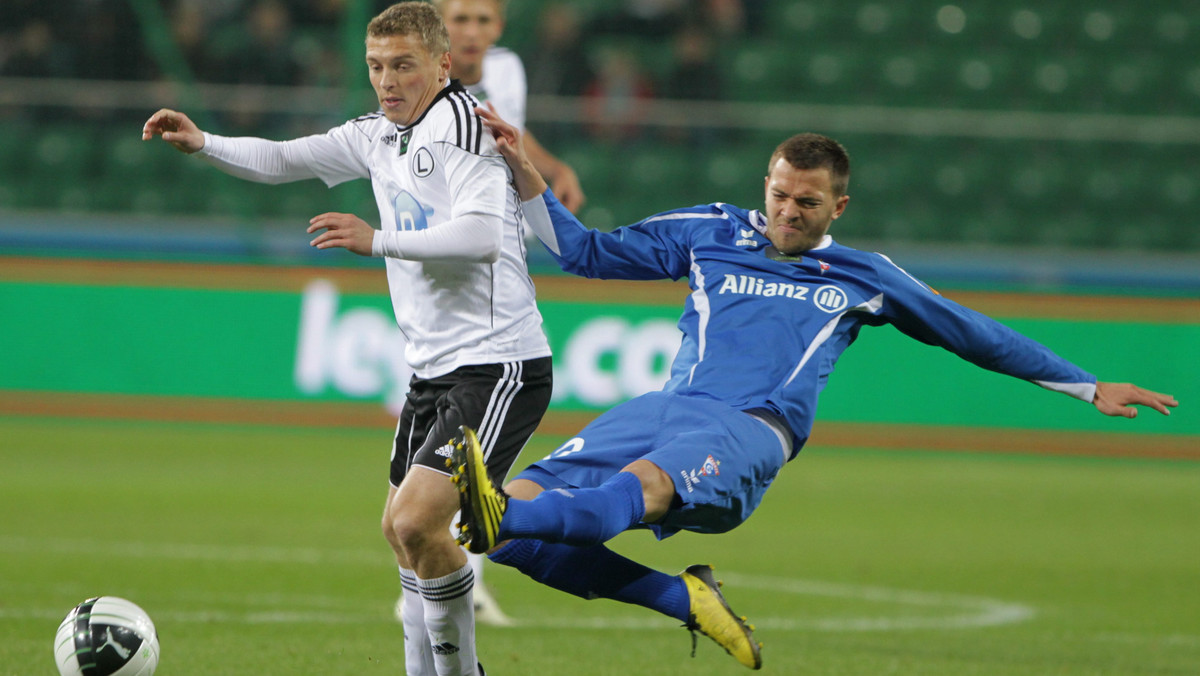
{"left": 1092, "top": 381, "right": 1178, "bottom": 418}
{"left": 476, "top": 104, "right": 547, "bottom": 201}
{"left": 307, "top": 212, "right": 375, "bottom": 257}
{"left": 142, "top": 108, "right": 205, "bottom": 154}
{"left": 549, "top": 164, "right": 586, "bottom": 213}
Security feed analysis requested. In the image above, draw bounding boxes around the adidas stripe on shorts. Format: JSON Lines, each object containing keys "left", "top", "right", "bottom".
{"left": 389, "top": 357, "right": 552, "bottom": 488}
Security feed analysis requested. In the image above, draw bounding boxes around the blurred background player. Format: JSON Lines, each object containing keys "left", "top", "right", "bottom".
{"left": 448, "top": 107, "right": 1179, "bottom": 670}
{"left": 436, "top": 0, "right": 586, "bottom": 213}
{"left": 142, "top": 4, "right": 554, "bottom": 675}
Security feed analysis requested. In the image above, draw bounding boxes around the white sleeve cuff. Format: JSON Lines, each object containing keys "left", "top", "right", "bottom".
{"left": 521, "top": 193, "right": 560, "bottom": 255}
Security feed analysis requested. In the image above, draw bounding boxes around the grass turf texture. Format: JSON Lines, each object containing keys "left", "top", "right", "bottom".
{"left": 1, "top": 416, "right": 1197, "bottom": 675}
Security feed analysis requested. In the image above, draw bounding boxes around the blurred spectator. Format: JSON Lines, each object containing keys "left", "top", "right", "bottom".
{"left": 583, "top": 48, "right": 654, "bottom": 142}
{"left": 1, "top": 20, "right": 70, "bottom": 78}
{"left": 73, "top": 0, "right": 150, "bottom": 80}
{"left": 220, "top": 0, "right": 305, "bottom": 86}
{"left": 589, "top": 0, "right": 686, "bottom": 40}
{"left": 661, "top": 23, "right": 724, "bottom": 147}
{"left": 525, "top": 3, "right": 592, "bottom": 97}
{"left": 171, "top": 3, "right": 222, "bottom": 83}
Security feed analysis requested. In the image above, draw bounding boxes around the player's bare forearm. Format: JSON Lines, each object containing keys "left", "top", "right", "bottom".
{"left": 307, "top": 212, "right": 375, "bottom": 256}
{"left": 141, "top": 108, "right": 205, "bottom": 154}
{"left": 1092, "top": 381, "right": 1178, "bottom": 418}
{"left": 476, "top": 106, "right": 548, "bottom": 201}
{"left": 524, "top": 131, "right": 585, "bottom": 213}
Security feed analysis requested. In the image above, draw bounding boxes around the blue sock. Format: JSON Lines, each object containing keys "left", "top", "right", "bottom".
{"left": 499, "top": 471, "right": 645, "bottom": 546}
{"left": 489, "top": 538, "right": 690, "bottom": 622}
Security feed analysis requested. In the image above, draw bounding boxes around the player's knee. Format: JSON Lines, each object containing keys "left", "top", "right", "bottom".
{"left": 622, "top": 460, "right": 675, "bottom": 522}
{"left": 389, "top": 507, "right": 439, "bottom": 552}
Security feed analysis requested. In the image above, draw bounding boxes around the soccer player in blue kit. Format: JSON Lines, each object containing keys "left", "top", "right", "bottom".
{"left": 451, "top": 108, "right": 1179, "bottom": 670}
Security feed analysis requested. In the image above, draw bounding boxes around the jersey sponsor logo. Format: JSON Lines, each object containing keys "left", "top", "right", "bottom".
{"left": 413, "top": 147, "right": 435, "bottom": 177}
{"left": 718, "top": 274, "right": 850, "bottom": 313}
{"left": 813, "top": 285, "right": 848, "bottom": 313}
{"left": 735, "top": 228, "right": 757, "bottom": 247}
{"left": 717, "top": 273, "right": 810, "bottom": 301}
{"left": 392, "top": 190, "right": 432, "bottom": 231}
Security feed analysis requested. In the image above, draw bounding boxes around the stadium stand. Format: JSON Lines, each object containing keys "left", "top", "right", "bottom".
{"left": 0, "top": 0, "right": 1197, "bottom": 253}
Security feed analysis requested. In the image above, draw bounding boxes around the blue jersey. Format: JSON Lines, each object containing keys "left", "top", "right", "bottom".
{"left": 525, "top": 192, "right": 1097, "bottom": 458}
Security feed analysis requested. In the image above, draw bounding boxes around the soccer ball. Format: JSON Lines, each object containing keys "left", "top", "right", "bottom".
{"left": 54, "top": 596, "right": 160, "bottom": 676}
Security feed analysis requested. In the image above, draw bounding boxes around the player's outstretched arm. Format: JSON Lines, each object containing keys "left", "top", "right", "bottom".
{"left": 307, "top": 212, "right": 375, "bottom": 257}
{"left": 476, "top": 105, "right": 548, "bottom": 201}
{"left": 141, "top": 108, "right": 205, "bottom": 154}
{"left": 1092, "top": 381, "right": 1178, "bottom": 418}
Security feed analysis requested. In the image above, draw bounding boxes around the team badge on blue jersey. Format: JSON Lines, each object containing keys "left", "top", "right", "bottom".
{"left": 701, "top": 454, "right": 721, "bottom": 477}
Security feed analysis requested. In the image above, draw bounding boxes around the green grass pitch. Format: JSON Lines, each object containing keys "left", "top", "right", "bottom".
{"left": 1, "top": 415, "right": 1197, "bottom": 675}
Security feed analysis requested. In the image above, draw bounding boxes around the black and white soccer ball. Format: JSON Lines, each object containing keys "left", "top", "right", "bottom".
{"left": 54, "top": 596, "right": 160, "bottom": 676}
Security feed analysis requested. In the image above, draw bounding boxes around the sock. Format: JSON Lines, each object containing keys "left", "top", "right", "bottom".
{"left": 399, "top": 567, "right": 435, "bottom": 676}
{"left": 499, "top": 471, "right": 646, "bottom": 546}
{"left": 466, "top": 551, "right": 486, "bottom": 587}
{"left": 490, "top": 538, "right": 690, "bottom": 622}
{"left": 417, "top": 563, "right": 478, "bottom": 676}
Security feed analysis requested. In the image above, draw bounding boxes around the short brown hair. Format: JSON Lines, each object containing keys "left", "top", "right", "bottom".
{"left": 770, "top": 133, "right": 851, "bottom": 196}
{"left": 432, "top": 0, "right": 508, "bottom": 14}
{"left": 367, "top": 2, "right": 450, "bottom": 55}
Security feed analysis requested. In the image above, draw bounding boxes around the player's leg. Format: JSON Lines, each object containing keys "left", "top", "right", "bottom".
{"left": 382, "top": 392, "right": 436, "bottom": 676}
{"left": 455, "top": 394, "right": 782, "bottom": 669}
{"left": 387, "top": 465, "right": 477, "bottom": 675}
{"left": 394, "top": 358, "right": 551, "bottom": 676}
{"left": 450, "top": 394, "right": 667, "bottom": 553}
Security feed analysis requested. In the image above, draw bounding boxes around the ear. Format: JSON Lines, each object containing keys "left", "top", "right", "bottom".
{"left": 831, "top": 194, "right": 850, "bottom": 219}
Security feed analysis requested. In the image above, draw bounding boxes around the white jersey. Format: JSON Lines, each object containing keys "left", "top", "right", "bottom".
{"left": 201, "top": 80, "right": 550, "bottom": 378}
{"left": 465, "top": 47, "right": 527, "bottom": 131}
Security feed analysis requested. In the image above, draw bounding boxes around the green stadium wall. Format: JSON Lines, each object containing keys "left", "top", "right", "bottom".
{"left": 1, "top": 257, "right": 1195, "bottom": 454}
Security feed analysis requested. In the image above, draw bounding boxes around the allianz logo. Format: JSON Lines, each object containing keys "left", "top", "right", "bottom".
{"left": 717, "top": 274, "right": 848, "bottom": 313}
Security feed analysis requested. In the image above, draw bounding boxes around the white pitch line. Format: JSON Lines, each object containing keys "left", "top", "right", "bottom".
{"left": 0, "top": 536, "right": 1034, "bottom": 632}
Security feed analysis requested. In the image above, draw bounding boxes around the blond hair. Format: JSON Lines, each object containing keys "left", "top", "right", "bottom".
{"left": 367, "top": 2, "right": 450, "bottom": 54}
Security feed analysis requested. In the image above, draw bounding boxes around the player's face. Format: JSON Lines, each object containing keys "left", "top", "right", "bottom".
{"left": 441, "top": 0, "right": 504, "bottom": 80}
{"left": 366, "top": 34, "right": 450, "bottom": 125}
{"left": 763, "top": 158, "right": 849, "bottom": 255}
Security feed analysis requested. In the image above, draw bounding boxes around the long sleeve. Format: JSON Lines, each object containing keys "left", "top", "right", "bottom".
{"left": 874, "top": 254, "right": 1097, "bottom": 402}
{"left": 197, "top": 132, "right": 321, "bottom": 184}
{"left": 372, "top": 211, "right": 501, "bottom": 263}
{"left": 197, "top": 123, "right": 370, "bottom": 187}
{"left": 522, "top": 189, "right": 693, "bottom": 280}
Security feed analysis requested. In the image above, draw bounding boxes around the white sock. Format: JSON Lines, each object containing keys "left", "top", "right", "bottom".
{"left": 467, "top": 551, "right": 486, "bottom": 587}
{"left": 418, "top": 563, "right": 478, "bottom": 676}
{"left": 399, "top": 567, "right": 435, "bottom": 676}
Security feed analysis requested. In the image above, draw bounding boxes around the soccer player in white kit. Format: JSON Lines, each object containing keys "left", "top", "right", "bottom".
{"left": 142, "top": 4, "right": 551, "bottom": 675}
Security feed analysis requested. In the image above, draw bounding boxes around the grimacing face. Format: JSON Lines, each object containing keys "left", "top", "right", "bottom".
{"left": 763, "top": 157, "right": 849, "bottom": 255}
{"left": 441, "top": 0, "right": 503, "bottom": 83}
{"left": 366, "top": 33, "right": 450, "bottom": 125}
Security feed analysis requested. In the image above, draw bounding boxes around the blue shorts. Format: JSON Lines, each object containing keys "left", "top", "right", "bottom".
{"left": 515, "top": 392, "right": 789, "bottom": 539}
